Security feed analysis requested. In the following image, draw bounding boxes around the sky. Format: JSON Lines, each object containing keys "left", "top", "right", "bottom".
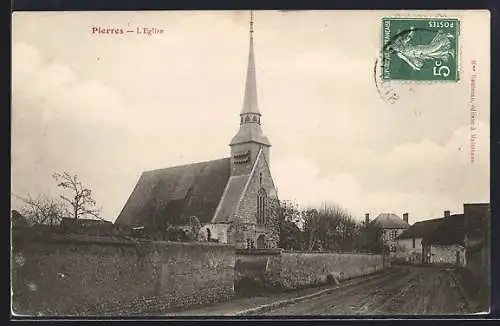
{"left": 11, "top": 10, "right": 490, "bottom": 224}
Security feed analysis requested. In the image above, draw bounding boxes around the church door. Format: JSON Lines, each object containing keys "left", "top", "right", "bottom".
{"left": 257, "top": 234, "right": 266, "bottom": 249}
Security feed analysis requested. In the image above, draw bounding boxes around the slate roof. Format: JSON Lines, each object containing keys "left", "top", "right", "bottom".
{"left": 230, "top": 123, "right": 271, "bottom": 146}
{"left": 422, "top": 214, "right": 465, "bottom": 246}
{"left": 371, "top": 213, "right": 410, "bottom": 229}
{"left": 398, "top": 218, "right": 444, "bottom": 239}
{"left": 115, "top": 158, "right": 231, "bottom": 228}
{"left": 212, "top": 175, "right": 249, "bottom": 223}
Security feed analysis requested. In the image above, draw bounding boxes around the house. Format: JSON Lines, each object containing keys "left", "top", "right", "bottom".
{"left": 421, "top": 211, "right": 466, "bottom": 266}
{"left": 397, "top": 216, "right": 444, "bottom": 264}
{"left": 367, "top": 212, "right": 410, "bottom": 255}
{"left": 463, "top": 203, "right": 490, "bottom": 306}
{"left": 115, "top": 14, "right": 280, "bottom": 249}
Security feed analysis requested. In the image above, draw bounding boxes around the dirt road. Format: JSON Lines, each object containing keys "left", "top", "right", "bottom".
{"left": 261, "top": 265, "right": 471, "bottom": 316}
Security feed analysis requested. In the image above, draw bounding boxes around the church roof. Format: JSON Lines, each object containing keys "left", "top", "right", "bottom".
{"left": 372, "top": 213, "right": 410, "bottom": 229}
{"left": 115, "top": 158, "right": 231, "bottom": 227}
{"left": 212, "top": 175, "right": 249, "bottom": 223}
{"left": 230, "top": 123, "right": 271, "bottom": 146}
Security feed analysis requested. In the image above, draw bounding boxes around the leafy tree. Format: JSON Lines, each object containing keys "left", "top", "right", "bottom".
{"left": 356, "top": 222, "right": 384, "bottom": 253}
{"left": 302, "top": 203, "right": 361, "bottom": 252}
{"left": 303, "top": 207, "right": 326, "bottom": 251}
{"left": 279, "top": 200, "right": 305, "bottom": 250}
{"left": 53, "top": 172, "right": 102, "bottom": 220}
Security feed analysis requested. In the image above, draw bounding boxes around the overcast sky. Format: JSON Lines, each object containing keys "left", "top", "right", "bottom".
{"left": 11, "top": 10, "right": 490, "bottom": 224}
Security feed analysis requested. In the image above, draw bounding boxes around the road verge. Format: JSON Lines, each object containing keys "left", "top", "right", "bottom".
{"left": 233, "top": 270, "right": 389, "bottom": 316}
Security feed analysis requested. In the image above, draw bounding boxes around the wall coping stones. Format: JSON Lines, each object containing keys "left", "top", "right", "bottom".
{"left": 282, "top": 251, "right": 381, "bottom": 255}
{"left": 13, "top": 231, "right": 235, "bottom": 249}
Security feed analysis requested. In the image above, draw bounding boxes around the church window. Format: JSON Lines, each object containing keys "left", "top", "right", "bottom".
{"left": 240, "top": 116, "right": 243, "bottom": 124}
{"left": 206, "top": 228, "right": 211, "bottom": 241}
{"left": 257, "top": 188, "right": 267, "bottom": 225}
{"left": 259, "top": 172, "right": 262, "bottom": 185}
{"left": 245, "top": 116, "right": 250, "bottom": 122}
{"left": 252, "top": 116, "right": 257, "bottom": 122}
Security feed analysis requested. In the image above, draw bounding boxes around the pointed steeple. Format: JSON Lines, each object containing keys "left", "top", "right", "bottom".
{"left": 241, "top": 10, "right": 259, "bottom": 115}
{"left": 230, "top": 11, "right": 270, "bottom": 148}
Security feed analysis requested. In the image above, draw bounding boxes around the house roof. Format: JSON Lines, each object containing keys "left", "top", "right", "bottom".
{"left": 398, "top": 218, "right": 444, "bottom": 239}
{"left": 115, "top": 158, "right": 231, "bottom": 228}
{"left": 422, "top": 214, "right": 465, "bottom": 246}
{"left": 372, "top": 213, "right": 410, "bottom": 229}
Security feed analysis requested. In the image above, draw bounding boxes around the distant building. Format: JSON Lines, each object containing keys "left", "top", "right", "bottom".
{"left": 61, "top": 217, "right": 115, "bottom": 235}
{"left": 421, "top": 210, "right": 466, "bottom": 266}
{"left": 463, "top": 202, "right": 490, "bottom": 305}
{"left": 397, "top": 217, "right": 444, "bottom": 264}
{"left": 397, "top": 204, "right": 490, "bottom": 268}
{"left": 115, "top": 15, "right": 280, "bottom": 249}
{"left": 368, "top": 213, "right": 410, "bottom": 255}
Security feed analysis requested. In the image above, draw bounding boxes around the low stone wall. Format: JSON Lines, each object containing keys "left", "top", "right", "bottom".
{"left": 234, "top": 249, "right": 282, "bottom": 294}
{"left": 12, "top": 228, "right": 235, "bottom": 316}
{"left": 280, "top": 252, "right": 384, "bottom": 289}
{"left": 235, "top": 249, "right": 385, "bottom": 293}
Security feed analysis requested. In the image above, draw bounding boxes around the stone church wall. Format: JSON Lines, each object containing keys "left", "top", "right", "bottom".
{"left": 12, "top": 228, "right": 235, "bottom": 316}
{"left": 233, "top": 152, "right": 279, "bottom": 248}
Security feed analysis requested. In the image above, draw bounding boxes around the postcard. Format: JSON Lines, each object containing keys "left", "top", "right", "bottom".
{"left": 11, "top": 10, "right": 490, "bottom": 317}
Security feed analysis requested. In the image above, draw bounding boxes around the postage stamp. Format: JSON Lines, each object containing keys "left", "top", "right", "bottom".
{"left": 382, "top": 18, "right": 460, "bottom": 81}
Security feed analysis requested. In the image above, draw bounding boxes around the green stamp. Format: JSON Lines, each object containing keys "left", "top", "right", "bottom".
{"left": 382, "top": 18, "right": 460, "bottom": 81}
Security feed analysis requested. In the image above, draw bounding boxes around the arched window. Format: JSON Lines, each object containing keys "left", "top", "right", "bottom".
{"left": 252, "top": 115, "right": 257, "bottom": 122}
{"left": 245, "top": 116, "right": 250, "bottom": 122}
{"left": 257, "top": 188, "right": 267, "bottom": 225}
{"left": 206, "top": 228, "right": 211, "bottom": 241}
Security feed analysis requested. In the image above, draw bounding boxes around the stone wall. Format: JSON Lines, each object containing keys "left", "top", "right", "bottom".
{"left": 11, "top": 228, "right": 235, "bottom": 316}
{"left": 280, "top": 252, "right": 384, "bottom": 289}
{"left": 234, "top": 249, "right": 282, "bottom": 292}
{"left": 234, "top": 249, "right": 385, "bottom": 293}
{"left": 233, "top": 151, "right": 279, "bottom": 249}
{"left": 429, "top": 244, "right": 465, "bottom": 266}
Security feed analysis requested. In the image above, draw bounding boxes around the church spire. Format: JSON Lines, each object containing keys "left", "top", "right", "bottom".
{"left": 241, "top": 10, "right": 259, "bottom": 115}
{"left": 229, "top": 10, "right": 271, "bottom": 173}
{"left": 230, "top": 10, "right": 270, "bottom": 148}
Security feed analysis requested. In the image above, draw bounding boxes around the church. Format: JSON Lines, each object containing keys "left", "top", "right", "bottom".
{"left": 115, "top": 13, "right": 280, "bottom": 249}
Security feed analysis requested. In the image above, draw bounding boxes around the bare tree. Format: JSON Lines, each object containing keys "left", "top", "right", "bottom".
{"left": 53, "top": 172, "right": 102, "bottom": 220}
{"left": 17, "top": 194, "right": 65, "bottom": 227}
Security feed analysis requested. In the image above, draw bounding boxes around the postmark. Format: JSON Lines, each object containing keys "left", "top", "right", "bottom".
{"left": 381, "top": 18, "right": 460, "bottom": 81}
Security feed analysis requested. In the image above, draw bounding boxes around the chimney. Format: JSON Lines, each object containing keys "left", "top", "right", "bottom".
{"left": 365, "top": 213, "right": 370, "bottom": 225}
{"left": 403, "top": 212, "right": 409, "bottom": 224}
{"left": 444, "top": 210, "right": 451, "bottom": 217}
